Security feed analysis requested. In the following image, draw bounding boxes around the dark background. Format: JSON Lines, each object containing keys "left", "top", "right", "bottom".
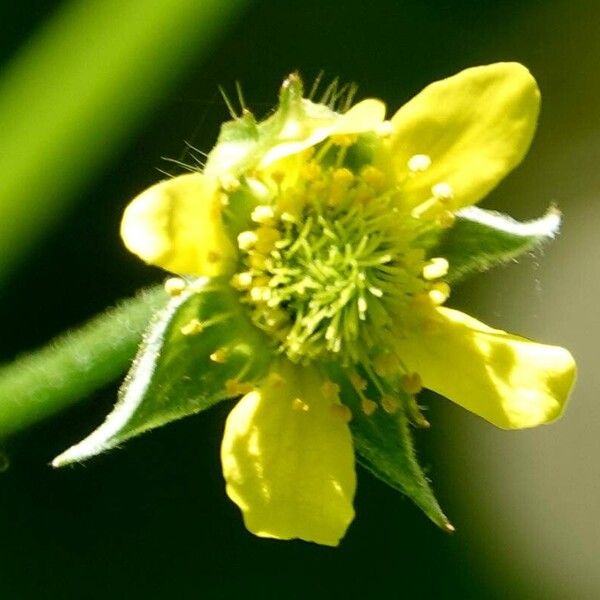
{"left": 1, "top": 1, "right": 598, "bottom": 598}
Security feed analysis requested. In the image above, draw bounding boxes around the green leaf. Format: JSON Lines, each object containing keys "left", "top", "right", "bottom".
{"left": 434, "top": 206, "right": 561, "bottom": 284}
{"left": 328, "top": 365, "right": 452, "bottom": 531}
{"left": 53, "top": 278, "right": 273, "bottom": 467}
{"left": 0, "top": 286, "right": 166, "bottom": 442}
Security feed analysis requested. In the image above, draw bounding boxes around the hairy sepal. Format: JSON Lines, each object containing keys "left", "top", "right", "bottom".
{"left": 53, "top": 278, "right": 273, "bottom": 466}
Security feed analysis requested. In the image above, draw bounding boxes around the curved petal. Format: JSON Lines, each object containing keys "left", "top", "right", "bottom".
{"left": 260, "top": 98, "right": 386, "bottom": 168}
{"left": 120, "top": 173, "right": 235, "bottom": 276}
{"left": 389, "top": 63, "right": 540, "bottom": 209}
{"left": 394, "top": 308, "right": 576, "bottom": 429}
{"left": 221, "top": 361, "right": 356, "bottom": 546}
{"left": 332, "top": 98, "right": 386, "bottom": 134}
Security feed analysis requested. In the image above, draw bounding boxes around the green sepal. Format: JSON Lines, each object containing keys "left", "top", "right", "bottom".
{"left": 204, "top": 74, "right": 337, "bottom": 177}
{"left": 53, "top": 278, "right": 273, "bottom": 467}
{"left": 327, "top": 365, "right": 451, "bottom": 531}
{"left": 433, "top": 206, "right": 561, "bottom": 284}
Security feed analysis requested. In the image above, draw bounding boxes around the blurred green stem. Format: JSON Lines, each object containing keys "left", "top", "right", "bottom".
{"left": 0, "top": 0, "right": 246, "bottom": 282}
{"left": 0, "top": 286, "right": 165, "bottom": 441}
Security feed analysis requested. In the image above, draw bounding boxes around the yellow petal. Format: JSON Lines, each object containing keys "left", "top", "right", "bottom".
{"left": 221, "top": 361, "right": 356, "bottom": 546}
{"left": 332, "top": 98, "right": 386, "bottom": 134}
{"left": 389, "top": 63, "right": 540, "bottom": 209}
{"left": 120, "top": 173, "right": 235, "bottom": 276}
{"left": 394, "top": 308, "right": 576, "bottom": 429}
{"left": 260, "top": 98, "right": 386, "bottom": 168}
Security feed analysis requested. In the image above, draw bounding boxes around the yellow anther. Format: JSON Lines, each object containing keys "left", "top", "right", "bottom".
{"left": 332, "top": 167, "right": 354, "bottom": 185}
{"left": 250, "top": 286, "right": 271, "bottom": 303}
{"left": 368, "top": 286, "right": 383, "bottom": 297}
{"left": 407, "top": 154, "right": 432, "bottom": 173}
{"left": 218, "top": 192, "right": 230, "bottom": 207}
{"left": 410, "top": 292, "right": 434, "bottom": 308}
{"left": 255, "top": 226, "right": 281, "bottom": 253}
{"left": 237, "top": 230, "right": 258, "bottom": 251}
{"left": 209, "top": 348, "right": 227, "bottom": 363}
{"left": 265, "top": 308, "right": 289, "bottom": 328}
{"left": 270, "top": 171, "right": 285, "bottom": 185}
{"left": 219, "top": 174, "right": 241, "bottom": 193}
{"left": 422, "top": 257, "right": 449, "bottom": 281}
{"left": 321, "top": 380, "right": 340, "bottom": 400}
{"left": 252, "top": 275, "right": 270, "bottom": 288}
{"left": 360, "top": 165, "right": 385, "bottom": 191}
{"left": 301, "top": 162, "right": 322, "bottom": 181}
{"left": 248, "top": 253, "right": 267, "bottom": 270}
{"left": 357, "top": 297, "right": 368, "bottom": 316}
{"left": 164, "top": 277, "right": 186, "bottom": 296}
{"left": 292, "top": 397, "right": 310, "bottom": 412}
{"left": 230, "top": 272, "right": 253, "bottom": 290}
{"left": 432, "top": 182, "right": 454, "bottom": 202}
{"left": 429, "top": 281, "right": 451, "bottom": 305}
{"left": 401, "top": 372, "right": 423, "bottom": 395}
{"left": 381, "top": 394, "right": 400, "bottom": 414}
{"left": 251, "top": 204, "right": 276, "bottom": 225}
{"left": 225, "top": 379, "right": 253, "bottom": 396}
{"left": 349, "top": 372, "right": 367, "bottom": 391}
{"left": 361, "top": 398, "right": 378, "bottom": 416}
{"left": 180, "top": 318, "right": 204, "bottom": 336}
{"left": 330, "top": 403, "right": 353, "bottom": 423}
{"left": 354, "top": 185, "right": 375, "bottom": 204}
{"left": 436, "top": 210, "right": 456, "bottom": 229}
{"left": 207, "top": 251, "right": 222, "bottom": 264}
{"left": 330, "top": 134, "right": 357, "bottom": 147}
{"left": 310, "top": 179, "right": 328, "bottom": 197}
{"left": 328, "top": 168, "right": 354, "bottom": 207}
{"left": 245, "top": 176, "right": 271, "bottom": 200}
{"left": 373, "top": 353, "right": 398, "bottom": 377}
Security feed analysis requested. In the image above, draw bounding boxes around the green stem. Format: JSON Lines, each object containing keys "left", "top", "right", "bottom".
{"left": 0, "top": 286, "right": 166, "bottom": 441}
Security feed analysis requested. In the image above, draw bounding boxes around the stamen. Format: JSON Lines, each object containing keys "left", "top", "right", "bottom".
{"left": 361, "top": 398, "right": 378, "bottom": 416}
{"left": 407, "top": 154, "right": 431, "bottom": 173}
{"left": 422, "top": 257, "right": 449, "bottom": 281}
{"left": 360, "top": 166, "right": 386, "bottom": 191}
{"left": 330, "top": 403, "right": 353, "bottom": 423}
{"left": 251, "top": 205, "right": 276, "bottom": 225}
{"left": 431, "top": 182, "right": 454, "bottom": 202}
{"left": 381, "top": 394, "right": 400, "bottom": 414}
{"left": 373, "top": 352, "right": 398, "bottom": 377}
{"left": 350, "top": 372, "right": 368, "bottom": 391}
{"left": 209, "top": 348, "right": 228, "bottom": 363}
{"left": 231, "top": 272, "right": 253, "bottom": 290}
{"left": 180, "top": 318, "right": 204, "bottom": 336}
{"left": 400, "top": 372, "right": 423, "bottom": 395}
{"left": 429, "top": 282, "right": 451, "bottom": 305}
{"left": 321, "top": 380, "right": 340, "bottom": 400}
{"left": 219, "top": 174, "right": 240, "bottom": 192}
{"left": 254, "top": 226, "right": 281, "bottom": 253}
{"left": 237, "top": 230, "right": 258, "bottom": 251}
{"left": 436, "top": 210, "right": 456, "bottom": 229}
{"left": 164, "top": 277, "right": 186, "bottom": 296}
{"left": 225, "top": 379, "right": 253, "bottom": 396}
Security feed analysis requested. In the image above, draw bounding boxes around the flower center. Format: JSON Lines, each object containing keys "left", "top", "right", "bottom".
{"left": 230, "top": 152, "right": 451, "bottom": 366}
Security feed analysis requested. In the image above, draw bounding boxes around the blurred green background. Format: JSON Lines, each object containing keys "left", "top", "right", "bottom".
{"left": 0, "top": 0, "right": 597, "bottom": 598}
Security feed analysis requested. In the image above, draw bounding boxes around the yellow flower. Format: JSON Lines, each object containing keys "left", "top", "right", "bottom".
{"left": 120, "top": 64, "right": 576, "bottom": 545}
